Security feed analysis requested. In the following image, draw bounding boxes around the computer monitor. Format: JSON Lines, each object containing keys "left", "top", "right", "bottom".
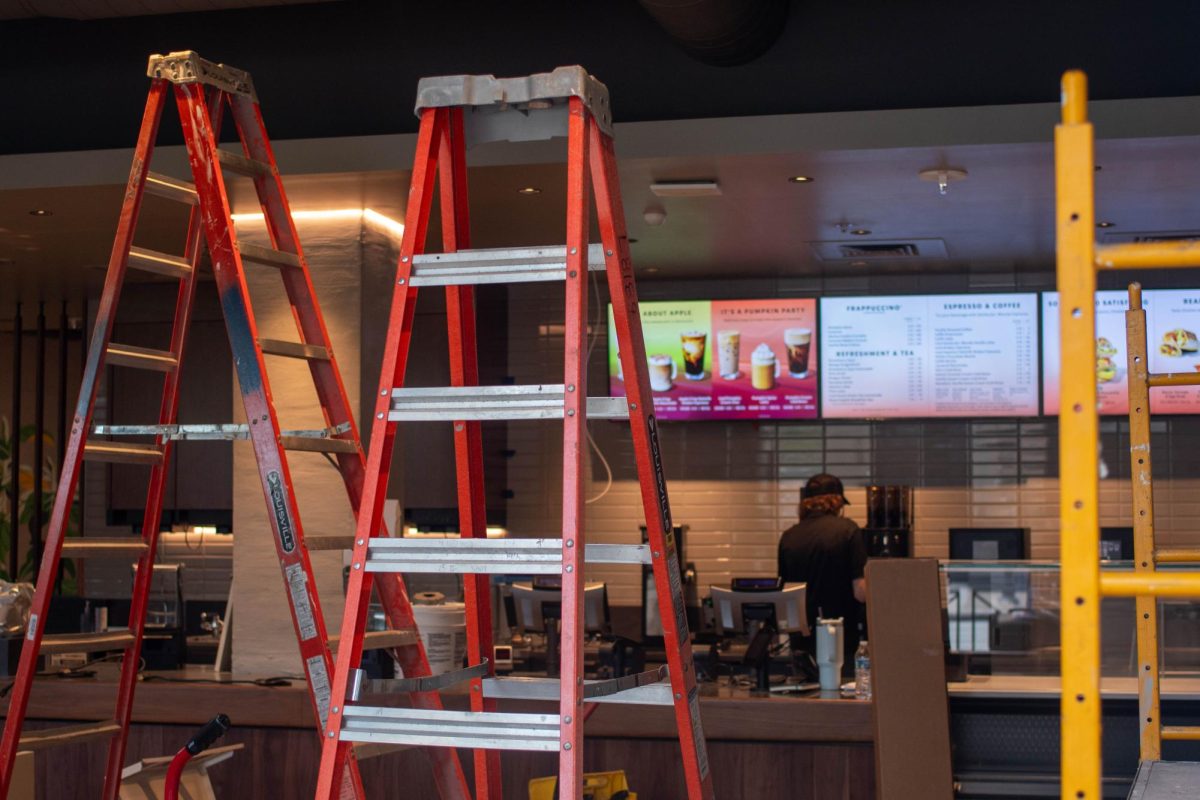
{"left": 1100, "top": 526, "right": 1134, "bottom": 561}
{"left": 948, "top": 528, "right": 1029, "bottom": 561}
{"left": 709, "top": 580, "right": 810, "bottom": 637}
{"left": 511, "top": 578, "right": 609, "bottom": 634}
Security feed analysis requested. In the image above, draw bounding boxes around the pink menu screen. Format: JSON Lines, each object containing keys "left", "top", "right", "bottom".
{"left": 607, "top": 299, "right": 818, "bottom": 421}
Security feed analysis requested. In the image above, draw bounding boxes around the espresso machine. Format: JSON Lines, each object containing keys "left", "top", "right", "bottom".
{"left": 861, "top": 485, "right": 912, "bottom": 558}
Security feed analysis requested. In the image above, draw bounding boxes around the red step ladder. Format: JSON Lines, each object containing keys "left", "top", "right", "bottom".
{"left": 314, "top": 67, "right": 715, "bottom": 800}
{"left": 0, "top": 52, "right": 469, "bottom": 800}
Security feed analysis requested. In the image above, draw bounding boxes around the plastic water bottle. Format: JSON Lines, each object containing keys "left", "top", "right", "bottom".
{"left": 854, "top": 640, "right": 872, "bottom": 700}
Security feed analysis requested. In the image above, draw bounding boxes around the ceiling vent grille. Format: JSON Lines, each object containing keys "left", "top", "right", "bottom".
{"left": 809, "top": 238, "right": 948, "bottom": 262}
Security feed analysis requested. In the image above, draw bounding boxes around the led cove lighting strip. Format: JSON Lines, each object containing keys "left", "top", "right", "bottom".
{"left": 230, "top": 208, "right": 405, "bottom": 239}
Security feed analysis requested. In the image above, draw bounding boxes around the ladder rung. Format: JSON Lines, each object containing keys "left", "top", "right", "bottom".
{"left": 364, "top": 538, "right": 650, "bottom": 575}
{"left": 1096, "top": 240, "right": 1200, "bottom": 270}
{"left": 237, "top": 241, "right": 302, "bottom": 269}
{"left": 106, "top": 343, "right": 178, "bottom": 373}
{"left": 329, "top": 629, "right": 419, "bottom": 653}
{"left": 92, "top": 421, "right": 352, "bottom": 443}
{"left": 60, "top": 537, "right": 149, "bottom": 558}
{"left": 259, "top": 338, "right": 330, "bottom": 361}
{"left": 280, "top": 436, "right": 358, "bottom": 454}
{"left": 1149, "top": 372, "right": 1200, "bottom": 388}
{"left": 339, "top": 707, "right": 560, "bottom": 752}
{"left": 144, "top": 172, "right": 198, "bottom": 205}
{"left": 389, "top": 384, "right": 627, "bottom": 422}
{"left": 409, "top": 244, "right": 605, "bottom": 286}
{"left": 1156, "top": 548, "right": 1200, "bottom": 564}
{"left": 1100, "top": 572, "right": 1200, "bottom": 598}
{"left": 1162, "top": 726, "right": 1200, "bottom": 741}
{"left": 40, "top": 630, "right": 136, "bottom": 655}
{"left": 482, "top": 672, "right": 673, "bottom": 706}
{"left": 18, "top": 720, "right": 121, "bottom": 752}
{"left": 216, "top": 148, "right": 273, "bottom": 178}
{"left": 306, "top": 535, "right": 356, "bottom": 551}
{"left": 83, "top": 441, "right": 164, "bottom": 465}
{"left": 127, "top": 246, "right": 193, "bottom": 280}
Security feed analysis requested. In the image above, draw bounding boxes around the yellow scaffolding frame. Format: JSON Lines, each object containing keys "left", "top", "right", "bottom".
{"left": 1057, "top": 71, "right": 1200, "bottom": 800}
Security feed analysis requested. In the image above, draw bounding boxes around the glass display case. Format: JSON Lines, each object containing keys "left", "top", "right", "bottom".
{"left": 940, "top": 560, "right": 1200, "bottom": 677}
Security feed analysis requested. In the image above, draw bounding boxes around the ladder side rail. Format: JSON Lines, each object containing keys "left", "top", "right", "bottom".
{"left": 1056, "top": 70, "right": 1102, "bottom": 800}
{"left": 558, "top": 96, "right": 592, "bottom": 797}
{"left": 172, "top": 83, "right": 367, "bottom": 800}
{"left": 315, "top": 108, "right": 444, "bottom": 800}
{"left": 0, "top": 80, "right": 171, "bottom": 795}
{"left": 588, "top": 118, "right": 714, "bottom": 799}
{"left": 438, "top": 106, "right": 503, "bottom": 800}
{"left": 225, "top": 95, "right": 361, "bottom": 457}
{"left": 224, "top": 93, "right": 467, "bottom": 795}
{"left": 1127, "top": 283, "right": 1162, "bottom": 761}
{"left": 101, "top": 88, "right": 224, "bottom": 800}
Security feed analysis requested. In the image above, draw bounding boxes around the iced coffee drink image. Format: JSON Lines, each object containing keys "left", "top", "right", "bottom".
{"left": 717, "top": 330, "right": 741, "bottom": 379}
{"left": 648, "top": 354, "right": 677, "bottom": 392}
{"left": 680, "top": 330, "right": 707, "bottom": 380}
{"left": 785, "top": 328, "right": 812, "bottom": 378}
{"left": 751, "top": 343, "right": 779, "bottom": 390}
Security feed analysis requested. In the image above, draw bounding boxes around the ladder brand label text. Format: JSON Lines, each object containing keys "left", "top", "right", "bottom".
{"left": 267, "top": 470, "right": 296, "bottom": 553}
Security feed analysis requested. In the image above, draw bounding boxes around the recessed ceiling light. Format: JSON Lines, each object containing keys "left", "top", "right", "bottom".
{"left": 1097, "top": 221, "right": 1116, "bottom": 228}
{"left": 850, "top": 229, "right": 871, "bottom": 236}
{"left": 850, "top": 260, "right": 868, "bottom": 267}
{"left": 644, "top": 267, "right": 659, "bottom": 273}
{"left": 517, "top": 187, "right": 541, "bottom": 195}
{"left": 787, "top": 175, "right": 814, "bottom": 183}
{"left": 28, "top": 209, "right": 51, "bottom": 216}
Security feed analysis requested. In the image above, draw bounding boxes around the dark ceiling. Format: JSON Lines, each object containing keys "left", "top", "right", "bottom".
{"left": 4, "top": 0, "right": 1200, "bottom": 155}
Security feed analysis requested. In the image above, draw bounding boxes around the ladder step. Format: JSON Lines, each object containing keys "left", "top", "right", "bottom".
{"left": 339, "top": 707, "right": 560, "bottom": 752}
{"left": 259, "top": 338, "right": 330, "bottom": 361}
{"left": 329, "top": 629, "right": 419, "bottom": 653}
{"left": 482, "top": 669, "right": 673, "bottom": 706}
{"left": 40, "top": 630, "right": 136, "bottom": 655}
{"left": 237, "top": 241, "right": 302, "bottom": 269}
{"left": 60, "top": 537, "right": 149, "bottom": 558}
{"left": 1162, "top": 726, "right": 1200, "bottom": 741}
{"left": 106, "top": 343, "right": 178, "bottom": 373}
{"left": 306, "top": 535, "right": 356, "bottom": 551}
{"left": 389, "top": 384, "right": 627, "bottom": 422}
{"left": 409, "top": 244, "right": 605, "bottom": 286}
{"left": 92, "top": 421, "right": 352, "bottom": 443}
{"left": 216, "top": 148, "right": 273, "bottom": 178}
{"left": 144, "top": 172, "right": 198, "bottom": 205}
{"left": 18, "top": 720, "right": 121, "bottom": 752}
{"left": 280, "top": 435, "right": 358, "bottom": 455}
{"left": 127, "top": 246, "right": 193, "bottom": 280}
{"left": 83, "top": 441, "right": 164, "bottom": 465}
{"left": 364, "top": 538, "right": 650, "bottom": 575}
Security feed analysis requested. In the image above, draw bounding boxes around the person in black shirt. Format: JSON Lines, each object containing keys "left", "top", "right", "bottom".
{"left": 778, "top": 473, "right": 868, "bottom": 672}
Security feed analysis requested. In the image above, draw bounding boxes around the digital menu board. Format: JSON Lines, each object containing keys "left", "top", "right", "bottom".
{"left": 820, "top": 294, "right": 1039, "bottom": 419}
{"left": 607, "top": 299, "right": 818, "bottom": 421}
{"left": 1043, "top": 289, "right": 1200, "bottom": 414}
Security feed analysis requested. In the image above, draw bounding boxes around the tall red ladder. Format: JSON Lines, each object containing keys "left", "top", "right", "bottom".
{"left": 314, "top": 67, "right": 715, "bottom": 800}
{"left": 0, "top": 52, "right": 470, "bottom": 800}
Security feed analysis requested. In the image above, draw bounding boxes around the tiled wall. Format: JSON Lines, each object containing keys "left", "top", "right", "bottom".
{"left": 504, "top": 277, "right": 1200, "bottom": 607}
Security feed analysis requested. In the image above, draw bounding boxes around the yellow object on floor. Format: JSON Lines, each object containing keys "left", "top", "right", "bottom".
{"left": 529, "top": 769, "right": 637, "bottom": 800}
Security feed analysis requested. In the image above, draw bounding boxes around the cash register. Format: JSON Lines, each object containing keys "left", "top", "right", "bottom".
{"left": 708, "top": 577, "right": 809, "bottom": 694}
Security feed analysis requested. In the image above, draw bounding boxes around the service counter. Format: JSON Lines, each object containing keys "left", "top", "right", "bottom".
{"left": 4, "top": 667, "right": 876, "bottom": 799}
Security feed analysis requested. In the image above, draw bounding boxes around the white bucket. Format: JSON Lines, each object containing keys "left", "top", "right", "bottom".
{"left": 407, "top": 602, "right": 467, "bottom": 676}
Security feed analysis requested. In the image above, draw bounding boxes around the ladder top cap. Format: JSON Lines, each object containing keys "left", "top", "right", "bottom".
{"left": 148, "top": 50, "right": 257, "bottom": 101}
{"left": 415, "top": 65, "right": 613, "bottom": 137}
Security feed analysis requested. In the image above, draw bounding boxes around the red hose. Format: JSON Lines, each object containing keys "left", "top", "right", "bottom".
{"left": 163, "top": 746, "right": 192, "bottom": 800}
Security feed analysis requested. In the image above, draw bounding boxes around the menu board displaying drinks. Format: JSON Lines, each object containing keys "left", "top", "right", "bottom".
{"left": 820, "top": 294, "right": 1039, "bottom": 418}
{"left": 607, "top": 299, "right": 818, "bottom": 421}
{"left": 1043, "top": 289, "right": 1200, "bottom": 414}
